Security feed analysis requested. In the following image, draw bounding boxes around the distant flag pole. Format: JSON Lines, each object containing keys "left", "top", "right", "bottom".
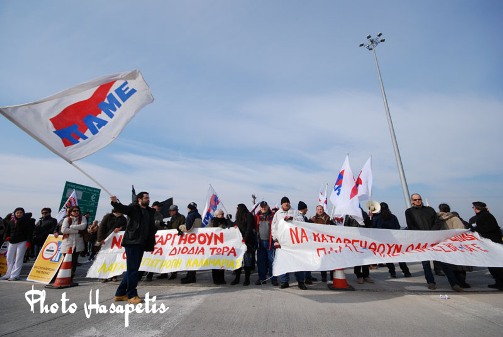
{"left": 0, "top": 70, "right": 154, "bottom": 196}
{"left": 250, "top": 194, "right": 261, "bottom": 215}
{"left": 318, "top": 184, "right": 328, "bottom": 212}
{"left": 131, "top": 185, "right": 137, "bottom": 204}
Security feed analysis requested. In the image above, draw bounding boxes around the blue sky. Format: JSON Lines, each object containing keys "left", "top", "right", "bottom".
{"left": 1, "top": 0, "right": 502, "bottom": 225}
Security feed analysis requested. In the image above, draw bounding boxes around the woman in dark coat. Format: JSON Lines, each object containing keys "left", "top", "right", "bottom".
{"left": 1, "top": 208, "right": 35, "bottom": 281}
{"left": 230, "top": 204, "right": 256, "bottom": 286}
{"left": 469, "top": 201, "right": 503, "bottom": 290}
{"left": 373, "top": 202, "right": 412, "bottom": 278}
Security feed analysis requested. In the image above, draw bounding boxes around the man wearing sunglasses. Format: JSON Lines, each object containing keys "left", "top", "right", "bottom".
{"left": 33, "top": 208, "right": 58, "bottom": 259}
{"left": 405, "top": 193, "right": 463, "bottom": 292}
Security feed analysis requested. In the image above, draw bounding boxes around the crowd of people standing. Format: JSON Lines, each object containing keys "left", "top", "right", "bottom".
{"left": 1, "top": 192, "right": 502, "bottom": 304}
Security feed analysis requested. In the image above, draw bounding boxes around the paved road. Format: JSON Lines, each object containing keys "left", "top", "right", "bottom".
{"left": 1, "top": 259, "right": 502, "bottom": 337}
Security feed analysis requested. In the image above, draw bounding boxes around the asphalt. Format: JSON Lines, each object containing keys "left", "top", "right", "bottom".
{"left": 1, "top": 257, "right": 502, "bottom": 337}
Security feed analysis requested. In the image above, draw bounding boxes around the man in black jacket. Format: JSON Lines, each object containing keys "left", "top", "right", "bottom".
{"left": 110, "top": 192, "right": 157, "bottom": 304}
{"left": 469, "top": 201, "right": 503, "bottom": 290}
{"left": 405, "top": 193, "right": 463, "bottom": 292}
{"left": 33, "top": 208, "right": 57, "bottom": 258}
{"left": 179, "top": 202, "right": 202, "bottom": 284}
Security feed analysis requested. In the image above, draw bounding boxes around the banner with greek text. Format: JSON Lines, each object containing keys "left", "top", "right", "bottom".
{"left": 273, "top": 220, "right": 503, "bottom": 276}
{"left": 86, "top": 227, "right": 246, "bottom": 279}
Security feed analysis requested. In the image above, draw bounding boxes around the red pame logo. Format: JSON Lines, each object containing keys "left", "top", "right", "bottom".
{"left": 50, "top": 81, "right": 116, "bottom": 147}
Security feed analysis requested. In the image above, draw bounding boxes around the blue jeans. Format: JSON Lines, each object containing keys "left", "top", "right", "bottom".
{"left": 422, "top": 261, "right": 459, "bottom": 286}
{"left": 280, "top": 271, "right": 305, "bottom": 283}
{"left": 257, "top": 240, "right": 276, "bottom": 281}
{"left": 116, "top": 245, "right": 144, "bottom": 298}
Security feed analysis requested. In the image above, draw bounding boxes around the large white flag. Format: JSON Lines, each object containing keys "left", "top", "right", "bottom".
{"left": 329, "top": 155, "right": 363, "bottom": 224}
{"left": 0, "top": 70, "right": 154, "bottom": 162}
{"left": 56, "top": 189, "right": 78, "bottom": 222}
{"left": 352, "top": 156, "right": 373, "bottom": 201}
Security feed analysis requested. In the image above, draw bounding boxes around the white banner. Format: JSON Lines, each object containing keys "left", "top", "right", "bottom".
{"left": 273, "top": 220, "right": 503, "bottom": 276}
{"left": 87, "top": 227, "right": 246, "bottom": 279}
{"left": 0, "top": 69, "right": 153, "bottom": 162}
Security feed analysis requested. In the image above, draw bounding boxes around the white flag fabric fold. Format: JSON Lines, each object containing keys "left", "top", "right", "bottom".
{"left": 329, "top": 155, "right": 363, "bottom": 223}
{"left": 354, "top": 156, "right": 373, "bottom": 201}
{"left": 56, "top": 189, "right": 78, "bottom": 222}
{"left": 0, "top": 70, "right": 154, "bottom": 162}
{"left": 201, "top": 185, "right": 221, "bottom": 227}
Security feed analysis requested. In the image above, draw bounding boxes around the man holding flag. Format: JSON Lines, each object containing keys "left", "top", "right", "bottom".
{"left": 110, "top": 192, "right": 157, "bottom": 305}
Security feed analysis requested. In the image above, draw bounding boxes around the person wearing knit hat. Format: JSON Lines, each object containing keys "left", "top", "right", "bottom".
{"left": 163, "top": 204, "right": 185, "bottom": 280}
{"left": 271, "top": 196, "right": 308, "bottom": 290}
{"left": 471, "top": 201, "right": 487, "bottom": 210}
{"left": 469, "top": 201, "right": 503, "bottom": 290}
{"left": 180, "top": 202, "right": 202, "bottom": 284}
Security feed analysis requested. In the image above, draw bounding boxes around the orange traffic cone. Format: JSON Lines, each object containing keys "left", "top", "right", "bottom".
{"left": 45, "top": 247, "right": 78, "bottom": 289}
{"left": 328, "top": 268, "right": 355, "bottom": 291}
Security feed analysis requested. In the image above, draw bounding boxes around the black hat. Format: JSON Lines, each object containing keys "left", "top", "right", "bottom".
{"left": 280, "top": 196, "right": 290, "bottom": 204}
{"left": 169, "top": 205, "right": 178, "bottom": 211}
{"left": 297, "top": 201, "right": 307, "bottom": 210}
{"left": 152, "top": 201, "right": 161, "bottom": 207}
{"left": 472, "top": 201, "right": 487, "bottom": 210}
{"left": 187, "top": 202, "right": 197, "bottom": 210}
{"left": 259, "top": 201, "right": 268, "bottom": 207}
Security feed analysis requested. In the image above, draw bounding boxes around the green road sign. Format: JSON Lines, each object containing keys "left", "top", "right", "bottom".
{"left": 59, "top": 181, "right": 101, "bottom": 222}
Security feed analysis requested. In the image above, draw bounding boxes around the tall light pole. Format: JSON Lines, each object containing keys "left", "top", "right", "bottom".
{"left": 360, "top": 33, "right": 411, "bottom": 208}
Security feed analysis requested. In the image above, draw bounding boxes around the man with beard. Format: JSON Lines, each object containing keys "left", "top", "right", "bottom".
{"left": 110, "top": 192, "right": 157, "bottom": 304}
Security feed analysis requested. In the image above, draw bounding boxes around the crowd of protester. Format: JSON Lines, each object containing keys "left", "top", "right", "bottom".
{"left": 1, "top": 193, "right": 502, "bottom": 299}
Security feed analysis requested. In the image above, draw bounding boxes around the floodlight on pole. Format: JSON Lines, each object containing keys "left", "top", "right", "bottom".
{"left": 360, "top": 33, "right": 411, "bottom": 208}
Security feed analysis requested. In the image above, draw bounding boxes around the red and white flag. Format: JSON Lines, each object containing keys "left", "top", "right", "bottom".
{"left": 329, "top": 155, "right": 363, "bottom": 224}
{"left": 56, "top": 189, "right": 78, "bottom": 222}
{"left": 351, "top": 156, "right": 373, "bottom": 201}
{"left": 318, "top": 184, "right": 328, "bottom": 212}
{"left": 201, "top": 185, "right": 221, "bottom": 228}
{"left": 0, "top": 70, "right": 154, "bottom": 162}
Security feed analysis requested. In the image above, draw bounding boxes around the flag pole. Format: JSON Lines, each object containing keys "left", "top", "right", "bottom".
{"left": 69, "top": 161, "right": 113, "bottom": 196}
